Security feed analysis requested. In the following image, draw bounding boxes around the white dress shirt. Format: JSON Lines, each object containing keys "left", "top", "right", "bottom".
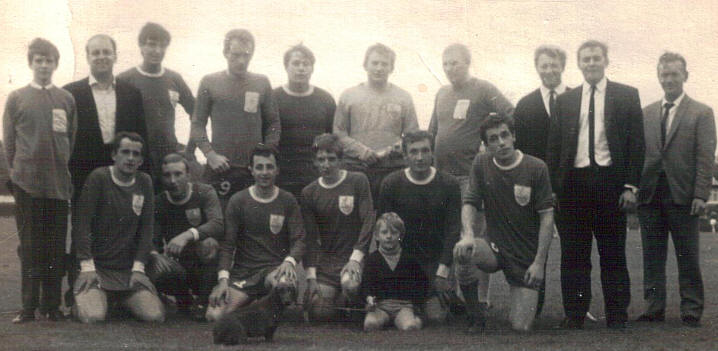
{"left": 574, "top": 77, "right": 611, "bottom": 168}
{"left": 89, "top": 75, "right": 117, "bottom": 144}
{"left": 539, "top": 83, "right": 566, "bottom": 116}
{"left": 662, "top": 92, "right": 686, "bottom": 138}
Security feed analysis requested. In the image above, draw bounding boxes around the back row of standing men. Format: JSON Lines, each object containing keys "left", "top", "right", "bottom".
{"left": 4, "top": 22, "right": 713, "bottom": 331}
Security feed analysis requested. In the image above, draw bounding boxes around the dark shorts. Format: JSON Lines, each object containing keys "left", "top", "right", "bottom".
{"left": 489, "top": 242, "right": 538, "bottom": 291}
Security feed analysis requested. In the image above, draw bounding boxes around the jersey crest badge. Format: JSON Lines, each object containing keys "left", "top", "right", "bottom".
{"left": 338, "top": 195, "right": 354, "bottom": 215}
{"left": 185, "top": 208, "right": 202, "bottom": 226}
{"left": 132, "top": 194, "right": 144, "bottom": 216}
{"left": 269, "top": 214, "right": 285, "bottom": 234}
{"left": 514, "top": 185, "right": 531, "bottom": 207}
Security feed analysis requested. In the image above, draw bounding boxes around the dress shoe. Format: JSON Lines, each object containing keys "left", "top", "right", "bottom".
{"left": 45, "top": 309, "right": 66, "bottom": 321}
{"left": 12, "top": 310, "right": 35, "bottom": 324}
{"left": 557, "top": 317, "right": 584, "bottom": 330}
{"left": 635, "top": 313, "right": 665, "bottom": 322}
{"left": 682, "top": 316, "right": 701, "bottom": 328}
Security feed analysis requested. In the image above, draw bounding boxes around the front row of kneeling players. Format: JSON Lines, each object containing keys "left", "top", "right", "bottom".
{"left": 71, "top": 113, "right": 550, "bottom": 332}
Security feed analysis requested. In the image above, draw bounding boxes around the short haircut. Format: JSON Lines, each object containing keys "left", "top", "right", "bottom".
{"left": 375, "top": 212, "right": 406, "bottom": 238}
{"left": 249, "top": 143, "right": 279, "bottom": 167}
{"left": 363, "top": 43, "right": 396, "bottom": 68}
{"left": 534, "top": 45, "right": 566, "bottom": 68}
{"left": 479, "top": 112, "right": 515, "bottom": 144}
{"left": 111, "top": 131, "right": 145, "bottom": 154}
{"left": 577, "top": 40, "right": 608, "bottom": 61}
{"left": 658, "top": 51, "right": 687, "bottom": 72}
{"left": 443, "top": 43, "right": 471, "bottom": 64}
{"left": 312, "top": 133, "right": 343, "bottom": 158}
{"left": 283, "top": 43, "right": 316, "bottom": 67}
{"left": 161, "top": 152, "right": 190, "bottom": 173}
{"left": 138, "top": 22, "right": 171, "bottom": 46}
{"left": 85, "top": 34, "right": 117, "bottom": 55}
{"left": 402, "top": 130, "right": 434, "bottom": 154}
{"left": 223, "top": 29, "right": 254, "bottom": 55}
{"left": 27, "top": 38, "right": 60, "bottom": 65}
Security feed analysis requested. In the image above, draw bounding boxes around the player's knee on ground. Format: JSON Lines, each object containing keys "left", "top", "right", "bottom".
{"left": 74, "top": 288, "right": 108, "bottom": 323}
{"left": 509, "top": 286, "right": 538, "bottom": 332}
{"left": 364, "top": 310, "right": 389, "bottom": 331}
{"left": 395, "top": 308, "right": 422, "bottom": 330}
{"left": 125, "top": 289, "right": 165, "bottom": 322}
{"left": 423, "top": 296, "right": 449, "bottom": 324}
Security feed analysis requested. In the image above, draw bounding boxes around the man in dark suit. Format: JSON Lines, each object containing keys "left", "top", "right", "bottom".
{"left": 636, "top": 52, "right": 714, "bottom": 328}
{"left": 547, "top": 40, "right": 644, "bottom": 330}
{"left": 63, "top": 34, "right": 149, "bottom": 309}
{"left": 515, "top": 45, "right": 568, "bottom": 161}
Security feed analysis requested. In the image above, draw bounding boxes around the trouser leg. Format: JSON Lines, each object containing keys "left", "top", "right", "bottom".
{"left": 40, "top": 198, "right": 68, "bottom": 312}
{"left": 666, "top": 204, "right": 703, "bottom": 320}
{"left": 14, "top": 187, "right": 40, "bottom": 312}
{"left": 638, "top": 203, "right": 669, "bottom": 316}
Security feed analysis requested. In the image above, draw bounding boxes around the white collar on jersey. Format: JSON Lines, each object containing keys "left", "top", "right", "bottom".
{"left": 109, "top": 166, "right": 136, "bottom": 187}
{"left": 492, "top": 150, "right": 524, "bottom": 171}
{"left": 281, "top": 84, "right": 315, "bottom": 97}
{"left": 404, "top": 167, "right": 436, "bottom": 185}
{"left": 249, "top": 185, "right": 279, "bottom": 203}
{"left": 135, "top": 65, "right": 165, "bottom": 78}
{"left": 319, "top": 170, "right": 348, "bottom": 189}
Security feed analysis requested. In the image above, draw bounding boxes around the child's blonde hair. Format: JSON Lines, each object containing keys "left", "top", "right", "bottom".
{"left": 374, "top": 212, "right": 405, "bottom": 238}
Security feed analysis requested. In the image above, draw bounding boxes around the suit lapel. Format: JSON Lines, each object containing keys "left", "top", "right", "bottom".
{"left": 79, "top": 80, "right": 102, "bottom": 136}
{"left": 664, "top": 95, "right": 690, "bottom": 149}
{"left": 567, "top": 86, "right": 583, "bottom": 158}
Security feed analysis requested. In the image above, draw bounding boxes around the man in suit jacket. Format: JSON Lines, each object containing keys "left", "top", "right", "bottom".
{"left": 636, "top": 52, "right": 714, "bottom": 327}
{"left": 63, "top": 34, "right": 149, "bottom": 309}
{"left": 547, "top": 40, "right": 644, "bottom": 330}
{"left": 515, "top": 45, "right": 569, "bottom": 161}
{"left": 64, "top": 34, "right": 149, "bottom": 200}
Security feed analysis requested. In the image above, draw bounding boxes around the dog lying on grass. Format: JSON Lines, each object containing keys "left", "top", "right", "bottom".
{"left": 213, "top": 284, "right": 296, "bottom": 345}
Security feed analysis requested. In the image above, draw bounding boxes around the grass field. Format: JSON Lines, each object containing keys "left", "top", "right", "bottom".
{"left": 0, "top": 216, "right": 716, "bottom": 350}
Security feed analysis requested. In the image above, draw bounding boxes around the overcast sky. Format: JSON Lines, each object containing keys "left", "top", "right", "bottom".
{"left": 3, "top": 0, "right": 718, "bottom": 146}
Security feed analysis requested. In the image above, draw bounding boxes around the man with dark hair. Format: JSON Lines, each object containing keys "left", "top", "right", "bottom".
{"left": 636, "top": 52, "right": 715, "bottom": 327}
{"left": 64, "top": 34, "right": 150, "bottom": 309}
{"left": 334, "top": 43, "right": 419, "bottom": 200}
{"left": 72, "top": 132, "right": 164, "bottom": 323}
{"left": 547, "top": 40, "right": 644, "bottom": 330}
{"left": 514, "top": 45, "right": 568, "bottom": 160}
{"left": 455, "top": 113, "right": 554, "bottom": 332}
{"left": 273, "top": 44, "right": 336, "bottom": 197}
{"left": 206, "top": 144, "right": 305, "bottom": 321}
{"left": 301, "top": 133, "right": 374, "bottom": 321}
{"left": 150, "top": 153, "right": 224, "bottom": 320}
{"left": 378, "top": 130, "right": 462, "bottom": 324}
{"left": 428, "top": 43, "right": 514, "bottom": 313}
{"left": 191, "top": 29, "right": 280, "bottom": 208}
{"left": 119, "top": 22, "right": 195, "bottom": 181}
{"left": 4, "top": 37, "right": 77, "bottom": 323}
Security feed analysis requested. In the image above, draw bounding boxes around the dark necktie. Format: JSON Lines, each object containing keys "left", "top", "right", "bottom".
{"left": 549, "top": 90, "right": 556, "bottom": 118}
{"left": 588, "top": 85, "right": 596, "bottom": 166}
{"left": 661, "top": 102, "right": 675, "bottom": 147}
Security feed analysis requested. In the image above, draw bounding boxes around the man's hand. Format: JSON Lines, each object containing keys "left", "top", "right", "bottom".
{"left": 618, "top": 189, "right": 637, "bottom": 212}
{"left": 453, "top": 238, "right": 476, "bottom": 264}
{"left": 340, "top": 260, "right": 362, "bottom": 281}
{"left": 433, "top": 276, "right": 452, "bottom": 307}
{"left": 74, "top": 271, "right": 99, "bottom": 294}
{"left": 303, "top": 278, "right": 321, "bottom": 310}
{"left": 130, "top": 271, "right": 157, "bottom": 295}
{"left": 523, "top": 261, "right": 545, "bottom": 289}
{"left": 206, "top": 151, "right": 230, "bottom": 173}
{"left": 209, "top": 279, "right": 230, "bottom": 307}
{"left": 691, "top": 198, "right": 706, "bottom": 216}
{"left": 365, "top": 296, "right": 377, "bottom": 312}
{"left": 166, "top": 231, "right": 193, "bottom": 257}
{"left": 276, "top": 261, "right": 297, "bottom": 284}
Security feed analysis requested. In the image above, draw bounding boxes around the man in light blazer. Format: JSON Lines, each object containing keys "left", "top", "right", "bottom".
{"left": 63, "top": 34, "right": 149, "bottom": 309}
{"left": 636, "top": 52, "right": 715, "bottom": 328}
{"left": 547, "top": 40, "right": 644, "bottom": 330}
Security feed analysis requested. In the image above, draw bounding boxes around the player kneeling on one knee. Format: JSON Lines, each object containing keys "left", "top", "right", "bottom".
{"left": 301, "top": 134, "right": 375, "bottom": 322}
{"left": 453, "top": 113, "right": 554, "bottom": 332}
{"left": 362, "top": 213, "right": 429, "bottom": 331}
{"left": 72, "top": 132, "right": 165, "bottom": 323}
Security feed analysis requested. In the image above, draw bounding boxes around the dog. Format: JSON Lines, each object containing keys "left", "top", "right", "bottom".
{"left": 212, "top": 283, "right": 296, "bottom": 345}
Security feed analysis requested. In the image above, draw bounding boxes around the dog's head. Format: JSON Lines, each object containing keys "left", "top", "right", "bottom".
{"left": 213, "top": 313, "right": 244, "bottom": 345}
{"left": 275, "top": 283, "right": 297, "bottom": 306}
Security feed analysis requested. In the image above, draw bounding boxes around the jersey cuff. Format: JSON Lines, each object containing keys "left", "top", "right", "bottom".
{"left": 132, "top": 261, "right": 145, "bottom": 273}
{"left": 218, "top": 270, "right": 230, "bottom": 280}
{"left": 436, "top": 264, "right": 450, "bottom": 279}
{"left": 306, "top": 267, "right": 317, "bottom": 280}
{"left": 349, "top": 249, "right": 365, "bottom": 263}
{"left": 624, "top": 184, "right": 638, "bottom": 194}
{"left": 80, "top": 259, "right": 96, "bottom": 272}
{"left": 189, "top": 228, "right": 200, "bottom": 241}
{"left": 284, "top": 256, "right": 297, "bottom": 266}
{"left": 537, "top": 207, "right": 554, "bottom": 213}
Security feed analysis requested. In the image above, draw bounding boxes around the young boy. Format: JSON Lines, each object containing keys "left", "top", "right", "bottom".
{"left": 3, "top": 38, "right": 77, "bottom": 323}
{"left": 361, "top": 213, "right": 429, "bottom": 331}
{"left": 300, "top": 134, "right": 374, "bottom": 321}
